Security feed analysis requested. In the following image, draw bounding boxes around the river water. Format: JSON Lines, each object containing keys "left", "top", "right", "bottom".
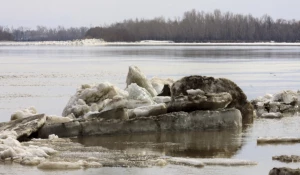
{"left": 0, "top": 44, "right": 300, "bottom": 174}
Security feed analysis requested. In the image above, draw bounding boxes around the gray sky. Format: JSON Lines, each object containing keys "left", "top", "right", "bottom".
{"left": 1, "top": 0, "right": 300, "bottom": 28}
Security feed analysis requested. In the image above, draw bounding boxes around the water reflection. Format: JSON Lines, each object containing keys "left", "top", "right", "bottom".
{"left": 101, "top": 46, "right": 300, "bottom": 60}
{"left": 75, "top": 130, "right": 243, "bottom": 158}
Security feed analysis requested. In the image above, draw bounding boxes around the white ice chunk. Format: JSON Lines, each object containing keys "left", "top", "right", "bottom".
{"left": 0, "top": 131, "right": 18, "bottom": 139}
{"left": 0, "top": 147, "right": 17, "bottom": 160}
{"left": 153, "top": 96, "right": 172, "bottom": 104}
{"left": 126, "top": 66, "right": 157, "bottom": 97}
{"left": 126, "top": 83, "right": 155, "bottom": 106}
{"left": 187, "top": 89, "right": 205, "bottom": 96}
{"left": 1, "top": 137, "right": 21, "bottom": 147}
{"left": 272, "top": 90, "right": 298, "bottom": 104}
{"left": 48, "top": 134, "right": 59, "bottom": 140}
{"left": 200, "top": 158, "right": 257, "bottom": 166}
{"left": 90, "top": 103, "right": 99, "bottom": 112}
{"left": 10, "top": 106, "right": 37, "bottom": 121}
{"left": 20, "top": 157, "right": 45, "bottom": 166}
{"left": 261, "top": 112, "right": 283, "bottom": 119}
{"left": 62, "top": 82, "right": 129, "bottom": 118}
{"left": 101, "top": 97, "right": 128, "bottom": 112}
{"left": 169, "top": 157, "right": 205, "bottom": 167}
{"left": 169, "top": 157, "right": 257, "bottom": 167}
{"left": 150, "top": 159, "right": 168, "bottom": 167}
{"left": 257, "top": 137, "right": 300, "bottom": 144}
{"left": 77, "top": 160, "right": 103, "bottom": 168}
{"left": 39, "top": 147, "right": 58, "bottom": 155}
{"left": 37, "top": 161, "right": 82, "bottom": 169}
{"left": 264, "top": 94, "right": 273, "bottom": 100}
{"left": 26, "top": 147, "right": 49, "bottom": 158}
{"left": 46, "top": 115, "right": 73, "bottom": 124}
{"left": 131, "top": 104, "right": 167, "bottom": 118}
{"left": 77, "top": 99, "right": 86, "bottom": 105}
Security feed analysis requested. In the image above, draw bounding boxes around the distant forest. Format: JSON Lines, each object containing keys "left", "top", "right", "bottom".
{"left": 86, "top": 9, "right": 300, "bottom": 42}
{"left": 0, "top": 26, "right": 88, "bottom": 41}
{"left": 1, "top": 9, "right": 300, "bottom": 42}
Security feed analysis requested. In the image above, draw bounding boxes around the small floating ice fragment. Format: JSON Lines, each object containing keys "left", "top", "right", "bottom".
{"left": 261, "top": 112, "right": 283, "bottom": 119}
{"left": 169, "top": 157, "right": 257, "bottom": 167}
{"left": 200, "top": 158, "right": 257, "bottom": 166}
{"left": 169, "top": 157, "right": 205, "bottom": 167}
{"left": 257, "top": 137, "right": 300, "bottom": 144}
{"left": 37, "top": 161, "right": 82, "bottom": 169}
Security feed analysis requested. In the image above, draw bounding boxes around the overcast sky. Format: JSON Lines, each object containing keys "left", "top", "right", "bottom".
{"left": 1, "top": 0, "right": 300, "bottom": 28}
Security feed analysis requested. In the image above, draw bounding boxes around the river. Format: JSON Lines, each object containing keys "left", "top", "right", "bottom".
{"left": 0, "top": 44, "right": 300, "bottom": 174}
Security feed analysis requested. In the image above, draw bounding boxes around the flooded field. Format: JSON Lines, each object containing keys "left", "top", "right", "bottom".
{"left": 0, "top": 44, "right": 300, "bottom": 174}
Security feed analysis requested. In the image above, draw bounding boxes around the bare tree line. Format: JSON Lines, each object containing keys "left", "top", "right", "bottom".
{"left": 0, "top": 26, "right": 88, "bottom": 41}
{"left": 0, "top": 26, "right": 13, "bottom": 41}
{"left": 86, "top": 9, "right": 300, "bottom": 42}
{"left": 1, "top": 9, "right": 300, "bottom": 42}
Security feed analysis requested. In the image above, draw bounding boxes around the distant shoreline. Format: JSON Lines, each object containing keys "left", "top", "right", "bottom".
{"left": 1, "top": 39, "right": 300, "bottom": 46}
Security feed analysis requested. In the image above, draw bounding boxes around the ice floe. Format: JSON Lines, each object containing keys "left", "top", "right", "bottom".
{"left": 257, "top": 137, "right": 300, "bottom": 144}
{"left": 126, "top": 66, "right": 157, "bottom": 97}
{"left": 252, "top": 90, "right": 300, "bottom": 118}
{"left": 168, "top": 157, "right": 257, "bottom": 167}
